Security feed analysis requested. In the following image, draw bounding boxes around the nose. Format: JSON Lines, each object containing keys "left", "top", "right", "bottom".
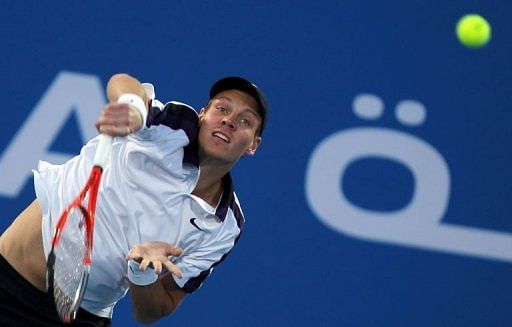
{"left": 222, "top": 117, "right": 236, "bottom": 129}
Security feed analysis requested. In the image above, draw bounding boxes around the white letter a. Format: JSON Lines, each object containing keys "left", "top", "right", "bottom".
{"left": 0, "top": 71, "right": 105, "bottom": 197}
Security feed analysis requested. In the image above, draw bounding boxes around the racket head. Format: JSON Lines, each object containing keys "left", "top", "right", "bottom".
{"left": 47, "top": 205, "right": 92, "bottom": 323}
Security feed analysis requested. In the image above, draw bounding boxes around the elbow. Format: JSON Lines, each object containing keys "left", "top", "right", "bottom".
{"left": 106, "top": 73, "right": 147, "bottom": 103}
{"left": 133, "top": 314, "right": 159, "bottom": 325}
{"left": 108, "top": 73, "right": 133, "bottom": 84}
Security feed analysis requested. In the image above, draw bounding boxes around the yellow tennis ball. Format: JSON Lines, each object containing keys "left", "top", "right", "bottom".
{"left": 456, "top": 14, "right": 491, "bottom": 48}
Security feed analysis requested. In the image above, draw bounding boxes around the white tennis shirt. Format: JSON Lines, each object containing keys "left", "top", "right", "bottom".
{"left": 34, "top": 94, "right": 245, "bottom": 318}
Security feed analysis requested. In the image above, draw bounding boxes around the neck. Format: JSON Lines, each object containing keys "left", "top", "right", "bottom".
{"left": 192, "top": 163, "right": 230, "bottom": 207}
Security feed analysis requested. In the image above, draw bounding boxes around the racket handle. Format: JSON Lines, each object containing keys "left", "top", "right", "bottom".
{"left": 93, "top": 134, "right": 114, "bottom": 169}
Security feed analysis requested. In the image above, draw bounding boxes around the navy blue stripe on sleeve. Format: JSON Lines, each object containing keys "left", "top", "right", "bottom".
{"left": 148, "top": 101, "right": 199, "bottom": 144}
{"left": 182, "top": 189, "right": 245, "bottom": 294}
{"left": 149, "top": 101, "right": 200, "bottom": 167}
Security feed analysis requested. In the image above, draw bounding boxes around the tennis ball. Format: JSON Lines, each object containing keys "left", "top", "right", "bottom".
{"left": 456, "top": 14, "right": 491, "bottom": 48}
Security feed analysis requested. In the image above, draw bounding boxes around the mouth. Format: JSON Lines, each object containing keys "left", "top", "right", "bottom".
{"left": 212, "top": 131, "right": 230, "bottom": 143}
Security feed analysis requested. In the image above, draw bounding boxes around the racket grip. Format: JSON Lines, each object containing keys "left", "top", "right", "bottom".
{"left": 93, "top": 134, "right": 114, "bottom": 169}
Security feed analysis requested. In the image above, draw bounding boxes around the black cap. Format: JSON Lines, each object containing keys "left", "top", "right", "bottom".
{"left": 209, "top": 76, "right": 268, "bottom": 135}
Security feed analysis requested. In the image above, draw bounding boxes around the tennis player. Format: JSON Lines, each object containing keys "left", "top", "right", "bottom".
{"left": 0, "top": 73, "right": 267, "bottom": 326}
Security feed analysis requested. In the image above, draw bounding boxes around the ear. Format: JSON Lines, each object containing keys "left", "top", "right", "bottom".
{"left": 199, "top": 107, "right": 206, "bottom": 120}
{"left": 245, "top": 136, "right": 262, "bottom": 156}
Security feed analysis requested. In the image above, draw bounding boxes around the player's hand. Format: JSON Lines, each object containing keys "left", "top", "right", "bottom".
{"left": 126, "top": 241, "right": 184, "bottom": 279}
{"left": 95, "top": 102, "right": 143, "bottom": 136}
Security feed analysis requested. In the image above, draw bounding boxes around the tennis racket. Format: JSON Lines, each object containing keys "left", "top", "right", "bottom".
{"left": 46, "top": 134, "right": 113, "bottom": 323}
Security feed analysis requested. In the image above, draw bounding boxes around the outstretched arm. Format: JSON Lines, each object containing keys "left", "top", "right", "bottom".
{"left": 126, "top": 241, "right": 187, "bottom": 324}
{"left": 106, "top": 73, "right": 148, "bottom": 103}
{"left": 96, "top": 73, "right": 149, "bottom": 136}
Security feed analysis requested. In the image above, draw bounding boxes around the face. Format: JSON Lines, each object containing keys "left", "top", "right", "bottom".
{"left": 198, "top": 89, "right": 262, "bottom": 166}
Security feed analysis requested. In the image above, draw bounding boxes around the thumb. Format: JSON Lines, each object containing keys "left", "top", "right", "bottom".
{"left": 163, "top": 244, "right": 183, "bottom": 257}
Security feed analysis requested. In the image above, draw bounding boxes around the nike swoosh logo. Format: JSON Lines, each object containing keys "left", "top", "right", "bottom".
{"left": 190, "top": 218, "right": 204, "bottom": 231}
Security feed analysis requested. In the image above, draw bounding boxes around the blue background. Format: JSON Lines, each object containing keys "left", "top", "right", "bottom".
{"left": 1, "top": 1, "right": 512, "bottom": 326}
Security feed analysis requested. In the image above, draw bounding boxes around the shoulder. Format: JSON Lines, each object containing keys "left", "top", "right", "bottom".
{"left": 141, "top": 82, "right": 199, "bottom": 143}
{"left": 148, "top": 101, "right": 199, "bottom": 143}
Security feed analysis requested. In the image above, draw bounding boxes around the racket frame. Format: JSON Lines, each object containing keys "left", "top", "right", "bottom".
{"left": 46, "top": 134, "right": 112, "bottom": 322}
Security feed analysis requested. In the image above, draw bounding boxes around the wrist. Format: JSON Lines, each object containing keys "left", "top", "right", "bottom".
{"left": 127, "top": 260, "right": 158, "bottom": 286}
{"left": 118, "top": 93, "right": 147, "bottom": 131}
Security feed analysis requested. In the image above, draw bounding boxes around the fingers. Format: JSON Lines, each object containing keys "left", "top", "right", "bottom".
{"left": 163, "top": 260, "right": 183, "bottom": 279}
{"left": 96, "top": 103, "right": 143, "bottom": 136}
{"left": 131, "top": 256, "right": 182, "bottom": 279}
{"left": 152, "top": 261, "right": 163, "bottom": 275}
{"left": 126, "top": 242, "right": 184, "bottom": 279}
{"left": 136, "top": 258, "right": 182, "bottom": 278}
{"left": 140, "top": 258, "right": 152, "bottom": 271}
{"left": 125, "top": 247, "right": 143, "bottom": 261}
{"left": 96, "top": 123, "right": 132, "bottom": 136}
{"left": 126, "top": 243, "right": 183, "bottom": 259}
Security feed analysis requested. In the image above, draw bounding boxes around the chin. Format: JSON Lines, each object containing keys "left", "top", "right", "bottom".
{"left": 201, "top": 149, "right": 230, "bottom": 164}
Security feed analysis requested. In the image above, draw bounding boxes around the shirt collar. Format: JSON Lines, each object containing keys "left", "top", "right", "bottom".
{"left": 215, "top": 173, "right": 234, "bottom": 222}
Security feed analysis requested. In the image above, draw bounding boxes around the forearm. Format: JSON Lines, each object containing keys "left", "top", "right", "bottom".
{"left": 97, "top": 73, "right": 149, "bottom": 135}
{"left": 106, "top": 73, "right": 148, "bottom": 105}
{"left": 129, "top": 273, "right": 185, "bottom": 324}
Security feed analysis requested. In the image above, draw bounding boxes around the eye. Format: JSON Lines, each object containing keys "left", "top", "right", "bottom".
{"left": 239, "top": 118, "right": 251, "bottom": 126}
{"left": 216, "top": 106, "right": 227, "bottom": 113}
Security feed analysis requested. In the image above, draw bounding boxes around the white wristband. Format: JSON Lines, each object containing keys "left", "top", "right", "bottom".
{"left": 118, "top": 93, "right": 147, "bottom": 131}
{"left": 127, "top": 260, "right": 158, "bottom": 286}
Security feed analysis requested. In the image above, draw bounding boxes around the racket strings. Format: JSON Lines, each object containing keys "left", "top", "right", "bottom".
{"left": 52, "top": 207, "right": 90, "bottom": 322}
{"left": 49, "top": 166, "right": 103, "bottom": 322}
